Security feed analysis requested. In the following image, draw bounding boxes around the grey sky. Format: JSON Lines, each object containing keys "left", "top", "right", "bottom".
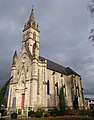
{"left": 0, "top": 0, "right": 94, "bottom": 99}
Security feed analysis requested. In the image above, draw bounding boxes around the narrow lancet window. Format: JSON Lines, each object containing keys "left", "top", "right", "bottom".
{"left": 47, "top": 80, "right": 50, "bottom": 95}
{"left": 55, "top": 82, "right": 58, "bottom": 95}
{"left": 33, "top": 32, "right": 36, "bottom": 40}
{"left": 37, "top": 69, "right": 39, "bottom": 94}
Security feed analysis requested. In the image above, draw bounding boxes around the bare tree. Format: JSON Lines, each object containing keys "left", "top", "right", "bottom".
{"left": 88, "top": 0, "right": 94, "bottom": 45}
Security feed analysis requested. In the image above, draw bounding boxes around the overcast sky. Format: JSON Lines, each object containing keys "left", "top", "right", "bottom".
{"left": 0, "top": 0, "right": 94, "bottom": 99}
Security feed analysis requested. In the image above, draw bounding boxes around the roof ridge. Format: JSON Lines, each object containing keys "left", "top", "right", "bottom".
{"left": 39, "top": 56, "right": 65, "bottom": 68}
{"left": 39, "top": 56, "right": 80, "bottom": 76}
{"left": 39, "top": 56, "right": 66, "bottom": 74}
{"left": 65, "top": 67, "right": 80, "bottom": 76}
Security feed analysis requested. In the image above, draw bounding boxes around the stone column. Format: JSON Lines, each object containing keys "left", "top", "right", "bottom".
{"left": 30, "top": 59, "right": 38, "bottom": 110}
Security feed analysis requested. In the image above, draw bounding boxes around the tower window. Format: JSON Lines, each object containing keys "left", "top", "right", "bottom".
{"left": 32, "top": 42, "right": 37, "bottom": 57}
{"left": 33, "top": 32, "right": 36, "bottom": 40}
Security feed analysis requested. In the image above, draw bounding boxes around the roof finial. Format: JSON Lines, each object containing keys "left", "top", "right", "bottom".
{"left": 13, "top": 50, "right": 17, "bottom": 59}
{"left": 12, "top": 50, "right": 17, "bottom": 66}
{"left": 32, "top": 5, "right": 34, "bottom": 11}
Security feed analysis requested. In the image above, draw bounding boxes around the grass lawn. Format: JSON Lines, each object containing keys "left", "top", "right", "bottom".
{"left": 45, "top": 118, "right": 93, "bottom": 120}
{"left": 16, "top": 116, "right": 94, "bottom": 120}
{"left": 26, "top": 118, "right": 93, "bottom": 120}
{"left": 2, "top": 116, "right": 94, "bottom": 120}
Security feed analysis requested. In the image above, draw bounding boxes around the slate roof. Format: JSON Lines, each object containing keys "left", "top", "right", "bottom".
{"left": 39, "top": 56, "right": 80, "bottom": 77}
{"left": 85, "top": 98, "right": 94, "bottom": 102}
{"left": 65, "top": 67, "right": 80, "bottom": 76}
{"left": 39, "top": 56, "right": 66, "bottom": 74}
{"left": 24, "top": 45, "right": 80, "bottom": 76}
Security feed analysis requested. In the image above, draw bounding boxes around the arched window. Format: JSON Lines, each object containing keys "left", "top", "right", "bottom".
{"left": 47, "top": 80, "right": 50, "bottom": 95}
{"left": 55, "top": 82, "right": 58, "bottom": 95}
{"left": 63, "top": 84, "right": 66, "bottom": 97}
{"left": 37, "top": 69, "right": 39, "bottom": 95}
{"left": 76, "top": 86, "right": 80, "bottom": 97}
{"left": 33, "top": 32, "right": 36, "bottom": 40}
{"left": 32, "top": 43, "right": 36, "bottom": 56}
{"left": 32, "top": 41, "right": 38, "bottom": 57}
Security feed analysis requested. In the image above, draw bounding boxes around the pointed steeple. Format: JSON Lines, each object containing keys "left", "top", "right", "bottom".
{"left": 23, "top": 6, "right": 39, "bottom": 32}
{"left": 29, "top": 7, "right": 35, "bottom": 23}
{"left": 12, "top": 51, "right": 17, "bottom": 66}
{"left": 13, "top": 51, "right": 17, "bottom": 59}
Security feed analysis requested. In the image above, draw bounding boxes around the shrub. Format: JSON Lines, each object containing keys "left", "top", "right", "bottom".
{"left": 65, "top": 109, "right": 80, "bottom": 116}
{"left": 65, "top": 109, "right": 74, "bottom": 115}
{"left": 0, "top": 109, "right": 4, "bottom": 116}
{"left": 79, "top": 109, "right": 85, "bottom": 116}
{"left": 11, "top": 112, "right": 17, "bottom": 119}
{"left": 92, "top": 109, "right": 94, "bottom": 117}
{"left": 48, "top": 109, "right": 54, "bottom": 116}
{"left": 79, "top": 109, "right": 93, "bottom": 117}
{"left": 34, "top": 110, "right": 43, "bottom": 118}
{"left": 48, "top": 109, "right": 61, "bottom": 117}
{"left": 86, "top": 109, "right": 93, "bottom": 116}
{"left": 73, "top": 96, "right": 79, "bottom": 109}
{"left": 3, "top": 110, "right": 7, "bottom": 116}
{"left": 0, "top": 109, "right": 7, "bottom": 116}
{"left": 59, "top": 86, "right": 66, "bottom": 115}
{"left": 28, "top": 110, "right": 35, "bottom": 117}
{"left": 18, "top": 109, "right": 22, "bottom": 115}
{"left": 44, "top": 112, "right": 50, "bottom": 117}
{"left": 65, "top": 109, "right": 93, "bottom": 117}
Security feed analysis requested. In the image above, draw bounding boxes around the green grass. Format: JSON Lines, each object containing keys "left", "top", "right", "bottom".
{"left": 48, "top": 118, "right": 82, "bottom": 120}
{"left": 16, "top": 117, "right": 94, "bottom": 120}
{"left": 47, "top": 118, "right": 93, "bottom": 120}
{"left": 4, "top": 116, "right": 94, "bottom": 120}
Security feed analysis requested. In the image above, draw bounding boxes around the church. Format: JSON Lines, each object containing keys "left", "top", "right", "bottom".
{"left": 7, "top": 8, "right": 85, "bottom": 113}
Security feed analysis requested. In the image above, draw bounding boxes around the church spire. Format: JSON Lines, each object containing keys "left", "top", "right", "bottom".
{"left": 12, "top": 50, "right": 17, "bottom": 66}
{"left": 23, "top": 7, "right": 39, "bottom": 32}
{"left": 13, "top": 50, "right": 17, "bottom": 59}
{"left": 29, "top": 7, "right": 35, "bottom": 23}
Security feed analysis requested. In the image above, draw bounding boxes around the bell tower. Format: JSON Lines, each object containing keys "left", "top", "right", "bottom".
{"left": 23, "top": 8, "right": 40, "bottom": 59}
{"left": 22, "top": 7, "right": 40, "bottom": 110}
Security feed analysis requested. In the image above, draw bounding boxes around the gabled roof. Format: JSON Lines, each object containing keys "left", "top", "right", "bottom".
{"left": 39, "top": 56, "right": 80, "bottom": 77}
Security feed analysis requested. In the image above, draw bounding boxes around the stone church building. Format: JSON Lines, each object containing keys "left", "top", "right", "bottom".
{"left": 7, "top": 8, "right": 85, "bottom": 113}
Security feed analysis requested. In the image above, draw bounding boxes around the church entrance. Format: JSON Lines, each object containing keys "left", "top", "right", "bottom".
{"left": 21, "top": 93, "right": 25, "bottom": 110}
